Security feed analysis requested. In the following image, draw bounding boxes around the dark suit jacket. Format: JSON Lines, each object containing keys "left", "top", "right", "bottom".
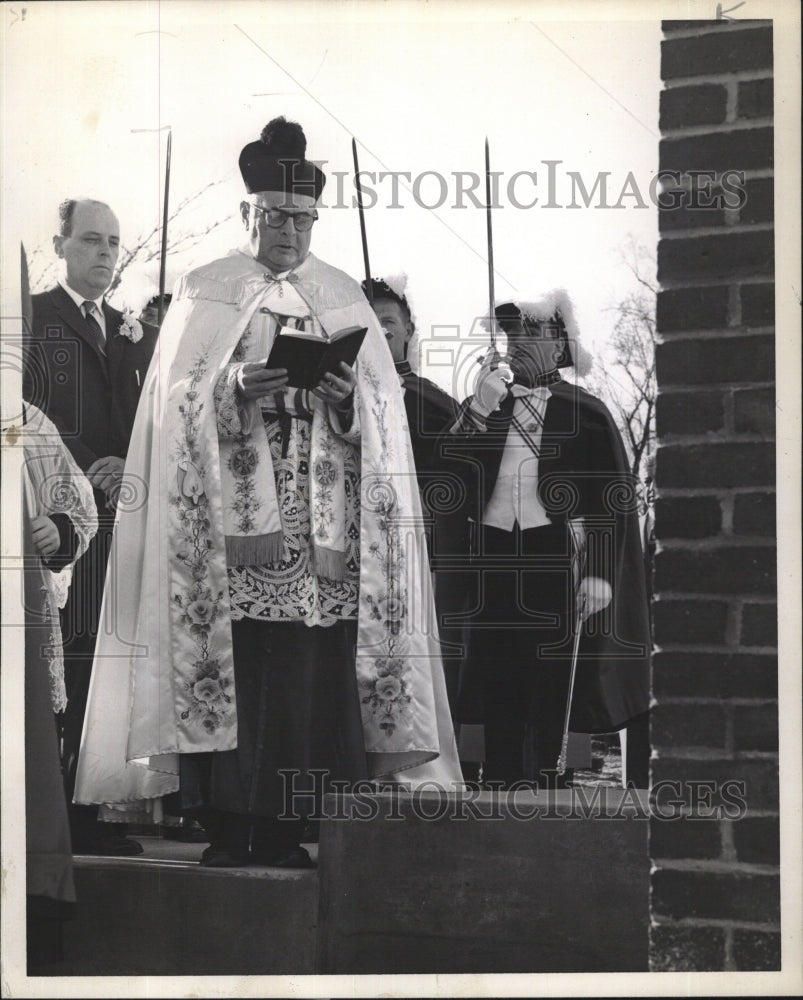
{"left": 397, "top": 363, "right": 459, "bottom": 495}
{"left": 23, "top": 284, "right": 158, "bottom": 473}
{"left": 434, "top": 378, "right": 651, "bottom": 732}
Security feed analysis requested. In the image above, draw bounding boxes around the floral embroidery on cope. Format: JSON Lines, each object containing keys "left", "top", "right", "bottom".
{"left": 171, "top": 353, "right": 232, "bottom": 734}
{"left": 312, "top": 447, "right": 339, "bottom": 544}
{"left": 358, "top": 363, "right": 414, "bottom": 737}
{"left": 229, "top": 443, "right": 261, "bottom": 535}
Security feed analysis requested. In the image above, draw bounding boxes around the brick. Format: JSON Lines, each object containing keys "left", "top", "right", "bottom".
{"left": 660, "top": 128, "right": 773, "bottom": 175}
{"left": 652, "top": 599, "right": 729, "bottom": 645}
{"left": 740, "top": 283, "right": 774, "bottom": 326}
{"left": 657, "top": 443, "right": 775, "bottom": 488}
{"left": 651, "top": 703, "right": 727, "bottom": 750}
{"left": 740, "top": 178, "right": 774, "bottom": 225}
{"left": 738, "top": 78, "right": 774, "bottom": 119}
{"left": 651, "top": 757, "right": 779, "bottom": 811}
{"left": 652, "top": 651, "right": 778, "bottom": 700}
{"left": 655, "top": 496, "right": 722, "bottom": 537}
{"left": 731, "top": 815, "right": 780, "bottom": 865}
{"left": 658, "top": 230, "right": 774, "bottom": 283}
{"left": 660, "top": 84, "right": 727, "bottom": 129}
{"left": 651, "top": 868, "right": 779, "bottom": 922}
{"left": 650, "top": 923, "right": 726, "bottom": 972}
{"left": 656, "top": 390, "right": 725, "bottom": 436}
{"left": 655, "top": 546, "right": 776, "bottom": 595}
{"left": 661, "top": 26, "right": 773, "bottom": 79}
{"left": 650, "top": 817, "right": 722, "bottom": 861}
{"left": 734, "top": 704, "right": 778, "bottom": 753}
{"left": 733, "top": 387, "right": 775, "bottom": 436}
{"left": 733, "top": 492, "right": 775, "bottom": 537}
{"left": 655, "top": 334, "right": 774, "bottom": 386}
{"left": 740, "top": 602, "right": 777, "bottom": 646}
{"left": 732, "top": 929, "right": 781, "bottom": 970}
{"left": 659, "top": 202, "right": 726, "bottom": 232}
{"left": 656, "top": 286, "right": 729, "bottom": 332}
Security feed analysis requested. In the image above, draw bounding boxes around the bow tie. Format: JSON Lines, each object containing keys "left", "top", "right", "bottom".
{"left": 510, "top": 383, "right": 551, "bottom": 400}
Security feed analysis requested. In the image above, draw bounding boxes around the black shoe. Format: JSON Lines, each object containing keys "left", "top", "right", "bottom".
{"left": 300, "top": 820, "right": 320, "bottom": 844}
{"left": 74, "top": 835, "right": 144, "bottom": 857}
{"left": 199, "top": 845, "right": 250, "bottom": 868}
{"left": 251, "top": 844, "right": 316, "bottom": 869}
{"left": 161, "top": 819, "right": 209, "bottom": 843}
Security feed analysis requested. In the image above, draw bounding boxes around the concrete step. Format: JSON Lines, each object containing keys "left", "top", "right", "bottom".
{"left": 316, "top": 788, "right": 649, "bottom": 974}
{"left": 35, "top": 787, "right": 649, "bottom": 976}
{"left": 51, "top": 837, "right": 319, "bottom": 975}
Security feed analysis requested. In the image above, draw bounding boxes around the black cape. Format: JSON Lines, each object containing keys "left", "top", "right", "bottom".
{"left": 432, "top": 378, "right": 651, "bottom": 733}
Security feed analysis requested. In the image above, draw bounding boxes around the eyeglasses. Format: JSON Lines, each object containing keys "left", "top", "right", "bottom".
{"left": 250, "top": 204, "right": 319, "bottom": 232}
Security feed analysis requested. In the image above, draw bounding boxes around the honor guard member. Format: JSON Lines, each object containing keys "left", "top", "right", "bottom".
{"left": 440, "top": 293, "right": 651, "bottom": 787}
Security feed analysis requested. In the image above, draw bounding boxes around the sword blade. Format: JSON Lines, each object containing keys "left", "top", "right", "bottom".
{"left": 352, "top": 137, "right": 373, "bottom": 304}
{"left": 158, "top": 130, "right": 172, "bottom": 325}
{"left": 557, "top": 597, "right": 586, "bottom": 775}
{"left": 485, "top": 137, "right": 496, "bottom": 351}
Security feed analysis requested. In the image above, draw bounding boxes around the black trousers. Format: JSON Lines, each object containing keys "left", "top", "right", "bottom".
{"left": 458, "top": 523, "right": 577, "bottom": 786}
{"left": 58, "top": 511, "right": 119, "bottom": 846}
{"left": 179, "top": 618, "right": 368, "bottom": 828}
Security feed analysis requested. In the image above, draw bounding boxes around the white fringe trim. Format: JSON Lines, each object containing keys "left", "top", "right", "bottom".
{"left": 225, "top": 531, "right": 285, "bottom": 567}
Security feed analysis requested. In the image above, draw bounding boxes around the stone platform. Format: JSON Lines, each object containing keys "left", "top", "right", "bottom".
{"left": 33, "top": 788, "right": 649, "bottom": 977}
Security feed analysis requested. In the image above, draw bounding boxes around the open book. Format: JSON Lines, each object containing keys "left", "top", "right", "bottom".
{"left": 266, "top": 325, "right": 368, "bottom": 390}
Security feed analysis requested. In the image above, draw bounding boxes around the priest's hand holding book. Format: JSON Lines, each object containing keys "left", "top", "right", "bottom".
{"left": 238, "top": 360, "right": 355, "bottom": 409}
{"left": 239, "top": 323, "right": 365, "bottom": 408}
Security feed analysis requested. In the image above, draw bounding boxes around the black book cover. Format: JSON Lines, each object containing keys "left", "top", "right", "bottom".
{"left": 266, "top": 325, "right": 368, "bottom": 389}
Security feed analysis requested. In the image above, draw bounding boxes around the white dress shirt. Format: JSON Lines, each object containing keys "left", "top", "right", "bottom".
{"left": 481, "top": 385, "right": 552, "bottom": 531}
{"left": 59, "top": 279, "right": 107, "bottom": 339}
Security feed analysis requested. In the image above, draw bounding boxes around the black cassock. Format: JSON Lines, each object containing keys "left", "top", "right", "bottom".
{"left": 431, "top": 378, "right": 651, "bottom": 783}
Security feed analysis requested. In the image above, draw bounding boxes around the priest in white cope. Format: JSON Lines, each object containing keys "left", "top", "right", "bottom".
{"left": 75, "top": 117, "right": 461, "bottom": 867}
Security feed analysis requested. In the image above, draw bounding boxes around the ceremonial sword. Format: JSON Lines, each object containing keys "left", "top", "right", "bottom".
{"left": 557, "top": 522, "right": 589, "bottom": 776}
{"left": 352, "top": 137, "right": 373, "bottom": 305}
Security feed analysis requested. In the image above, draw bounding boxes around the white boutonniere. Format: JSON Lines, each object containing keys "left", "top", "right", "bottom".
{"left": 119, "top": 308, "right": 144, "bottom": 344}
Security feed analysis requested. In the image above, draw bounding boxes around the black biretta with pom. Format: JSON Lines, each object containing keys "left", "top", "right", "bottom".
{"left": 239, "top": 116, "right": 326, "bottom": 199}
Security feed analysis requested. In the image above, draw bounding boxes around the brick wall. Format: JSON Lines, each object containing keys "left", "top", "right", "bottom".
{"left": 650, "top": 19, "right": 779, "bottom": 972}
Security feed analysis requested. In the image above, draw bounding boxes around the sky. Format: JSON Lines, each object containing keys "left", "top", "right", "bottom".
{"left": 2, "top": 0, "right": 661, "bottom": 395}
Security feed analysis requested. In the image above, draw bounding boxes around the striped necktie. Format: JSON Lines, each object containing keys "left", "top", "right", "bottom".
{"left": 82, "top": 301, "right": 106, "bottom": 357}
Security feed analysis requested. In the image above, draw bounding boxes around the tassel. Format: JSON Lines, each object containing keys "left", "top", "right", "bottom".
{"left": 312, "top": 544, "right": 348, "bottom": 582}
{"left": 225, "top": 531, "right": 285, "bottom": 567}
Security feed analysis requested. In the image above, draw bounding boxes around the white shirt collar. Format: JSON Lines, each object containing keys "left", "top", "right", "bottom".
{"left": 59, "top": 280, "right": 107, "bottom": 337}
{"left": 58, "top": 278, "right": 105, "bottom": 314}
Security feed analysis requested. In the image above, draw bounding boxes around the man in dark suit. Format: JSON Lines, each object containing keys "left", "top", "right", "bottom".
{"left": 437, "top": 299, "right": 651, "bottom": 788}
{"left": 23, "top": 198, "right": 159, "bottom": 854}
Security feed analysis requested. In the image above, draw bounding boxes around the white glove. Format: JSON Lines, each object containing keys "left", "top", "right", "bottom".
{"left": 471, "top": 359, "right": 510, "bottom": 417}
{"left": 577, "top": 576, "right": 613, "bottom": 620}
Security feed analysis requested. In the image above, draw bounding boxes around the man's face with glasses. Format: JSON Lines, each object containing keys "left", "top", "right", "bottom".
{"left": 240, "top": 191, "right": 318, "bottom": 272}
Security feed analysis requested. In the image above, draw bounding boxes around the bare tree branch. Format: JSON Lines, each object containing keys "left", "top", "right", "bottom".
{"left": 584, "top": 237, "right": 657, "bottom": 481}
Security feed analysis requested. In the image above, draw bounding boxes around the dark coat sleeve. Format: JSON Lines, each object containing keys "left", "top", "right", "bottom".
{"left": 42, "top": 512, "right": 81, "bottom": 572}
{"left": 23, "top": 295, "right": 102, "bottom": 471}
